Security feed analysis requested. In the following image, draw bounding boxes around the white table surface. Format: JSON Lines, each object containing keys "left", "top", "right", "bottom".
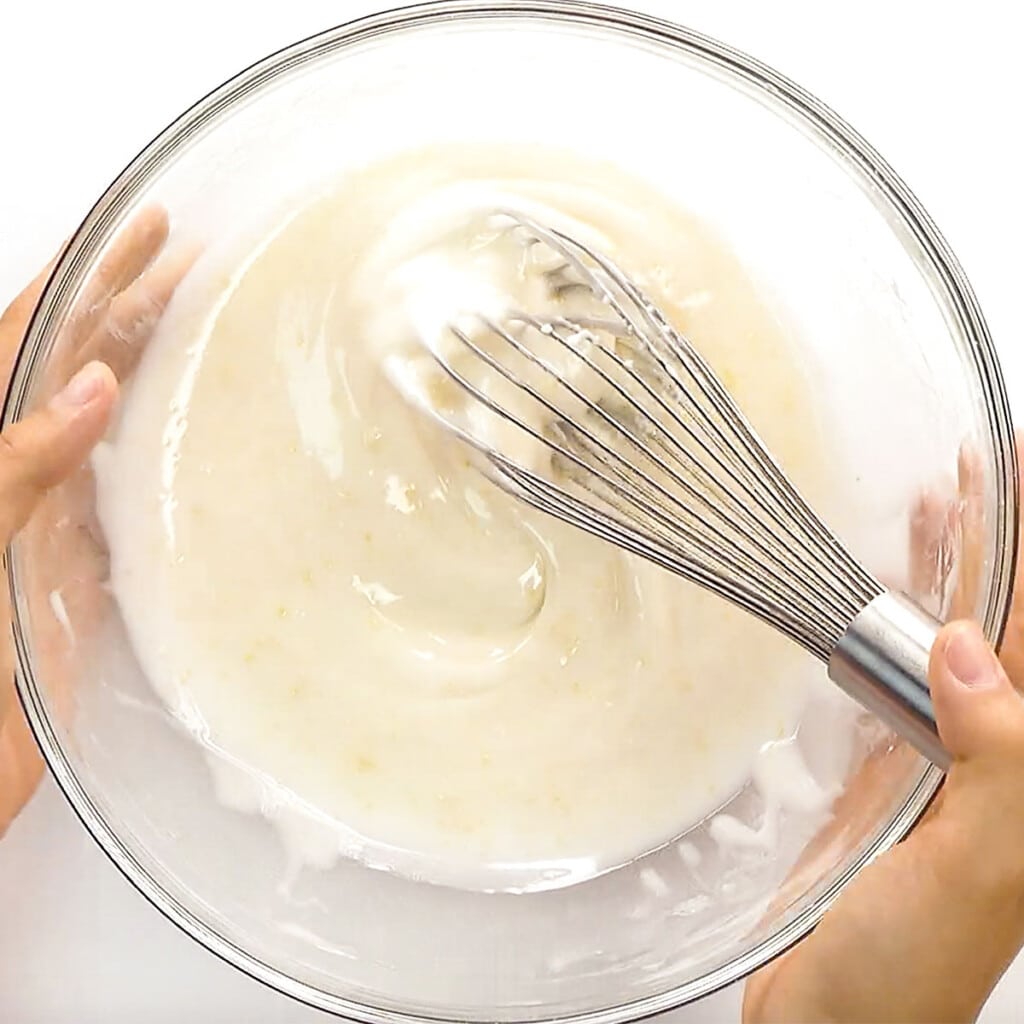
{"left": 1, "top": 1, "right": 1022, "bottom": 1021}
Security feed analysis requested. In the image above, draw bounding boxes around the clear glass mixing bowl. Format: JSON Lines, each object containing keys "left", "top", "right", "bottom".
{"left": 4, "top": 2, "right": 1017, "bottom": 1021}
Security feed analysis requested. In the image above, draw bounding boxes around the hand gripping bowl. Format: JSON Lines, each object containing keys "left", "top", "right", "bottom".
{"left": 4, "top": 2, "right": 1018, "bottom": 1021}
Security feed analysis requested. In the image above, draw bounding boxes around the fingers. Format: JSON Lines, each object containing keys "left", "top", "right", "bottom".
{"left": 1, "top": 207, "right": 169, "bottom": 381}
{"left": 745, "top": 622, "right": 1024, "bottom": 1024}
{"left": 953, "top": 444, "right": 986, "bottom": 619}
{"left": 2, "top": 206, "right": 187, "bottom": 394}
{"left": 0, "top": 362, "right": 117, "bottom": 543}
{"left": 925, "top": 618, "right": 1024, "bottom": 931}
{"left": 0, "top": 206, "right": 172, "bottom": 416}
{"left": 930, "top": 620, "right": 1024, "bottom": 762}
{"left": 0, "top": 259, "right": 55, "bottom": 338}
{"left": 907, "top": 434, "right": 1024, "bottom": 679}
{"left": 0, "top": 358, "right": 115, "bottom": 836}
{"left": 757, "top": 739, "right": 923, "bottom": 919}
{"left": 65, "top": 206, "right": 169, "bottom": 344}
{"left": 0, "top": 228, "right": 175, "bottom": 836}
{"left": 73, "top": 242, "right": 198, "bottom": 381}
{"left": 908, "top": 489, "right": 956, "bottom": 609}
{"left": 0, "top": 257, "right": 58, "bottom": 382}
{"left": 995, "top": 431, "right": 1024, "bottom": 686}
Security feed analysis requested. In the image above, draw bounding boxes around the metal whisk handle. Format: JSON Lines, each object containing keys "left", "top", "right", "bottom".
{"left": 829, "top": 593, "right": 949, "bottom": 770}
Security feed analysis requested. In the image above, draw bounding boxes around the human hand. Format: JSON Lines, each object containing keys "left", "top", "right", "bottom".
{"left": 744, "top": 438, "right": 1024, "bottom": 1023}
{"left": 0, "top": 208, "right": 191, "bottom": 835}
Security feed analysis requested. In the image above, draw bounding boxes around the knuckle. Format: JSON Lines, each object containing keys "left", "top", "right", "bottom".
{"left": 0, "top": 429, "right": 21, "bottom": 462}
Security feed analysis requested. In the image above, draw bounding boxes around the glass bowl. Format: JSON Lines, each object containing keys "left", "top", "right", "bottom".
{"left": 4, "top": 2, "right": 1017, "bottom": 1021}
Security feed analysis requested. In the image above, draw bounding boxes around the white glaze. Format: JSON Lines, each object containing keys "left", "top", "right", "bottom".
{"left": 95, "top": 144, "right": 846, "bottom": 892}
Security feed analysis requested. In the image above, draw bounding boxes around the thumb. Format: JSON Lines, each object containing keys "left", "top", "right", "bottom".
{"left": 921, "top": 620, "right": 1024, "bottom": 968}
{"left": 0, "top": 361, "right": 117, "bottom": 543}
{"left": 929, "top": 619, "right": 1024, "bottom": 764}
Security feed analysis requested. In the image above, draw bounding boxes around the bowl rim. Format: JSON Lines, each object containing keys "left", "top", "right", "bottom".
{"left": 4, "top": 1, "right": 1018, "bottom": 1021}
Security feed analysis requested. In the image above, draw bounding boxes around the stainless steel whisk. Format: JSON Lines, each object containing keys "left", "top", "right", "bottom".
{"left": 399, "top": 211, "right": 949, "bottom": 769}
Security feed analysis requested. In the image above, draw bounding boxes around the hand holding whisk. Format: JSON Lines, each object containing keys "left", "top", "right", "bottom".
{"left": 393, "top": 211, "right": 951, "bottom": 769}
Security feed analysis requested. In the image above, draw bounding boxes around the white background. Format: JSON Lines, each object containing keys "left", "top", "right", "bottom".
{"left": 1, "top": 1, "right": 1022, "bottom": 1021}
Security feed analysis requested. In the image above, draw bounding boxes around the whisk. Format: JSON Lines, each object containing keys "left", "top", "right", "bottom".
{"left": 396, "top": 211, "right": 949, "bottom": 770}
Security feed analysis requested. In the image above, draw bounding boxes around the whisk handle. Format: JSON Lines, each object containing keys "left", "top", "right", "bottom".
{"left": 828, "top": 592, "right": 950, "bottom": 771}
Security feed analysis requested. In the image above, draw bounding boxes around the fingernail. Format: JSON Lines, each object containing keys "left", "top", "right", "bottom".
{"left": 945, "top": 625, "right": 1001, "bottom": 689}
{"left": 51, "top": 362, "right": 106, "bottom": 413}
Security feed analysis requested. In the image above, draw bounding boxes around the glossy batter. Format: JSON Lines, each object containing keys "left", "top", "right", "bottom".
{"left": 94, "top": 145, "right": 830, "bottom": 891}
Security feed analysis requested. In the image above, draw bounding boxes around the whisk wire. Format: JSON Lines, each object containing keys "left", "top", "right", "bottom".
{"left": 425, "top": 217, "right": 885, "bottom": 655}
{"left": 497, "top": 459, "right": 834, "bottom": 658}
{"left": 528, "top": 315, "right": 864, "bottom": 629}
{"left": 475, "top": 315, "right": 858, "bottom": 635}
{"left": 395, "top": 209, "right": 948, "bottom": 767}
{"left": 524, "top": 217, "right": 881, "bottom": 614}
